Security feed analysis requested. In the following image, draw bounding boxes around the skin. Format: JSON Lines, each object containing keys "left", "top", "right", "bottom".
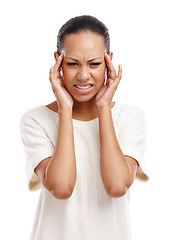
{"left": 35, "top": 31, "right": 138, "bottom": 199}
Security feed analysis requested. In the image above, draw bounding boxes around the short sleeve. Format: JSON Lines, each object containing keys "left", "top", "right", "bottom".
{"left": 118, "top": 107, "right": 149, "bottom": 181}
{"left": 20, "top": 112, "right": 55, "bottom": 191}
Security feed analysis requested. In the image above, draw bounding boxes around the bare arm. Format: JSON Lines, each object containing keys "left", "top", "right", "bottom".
{"left": 35, "top": 54, "right": 76, "bottom": 199}
{"left": 96, "top": 54, "right": 138, "bottom": 197}
{"left": 98, "top": 107, "right": 138, "bottom": 197}
{"left": 35, "top": 109, "right": 76, "bottom": 199}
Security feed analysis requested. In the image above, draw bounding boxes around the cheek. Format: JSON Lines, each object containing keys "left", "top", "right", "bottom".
{"left": 98, "top": 63, "right": 106, "bottom": 76}
{"left": 62, "top": 67, "right": 73, "bottom": 83}
{"left": 61, "top": 68, "right": 77, "bottom": 94}
{"left": 94, "top": 67, "right": 106, "bottom": 83}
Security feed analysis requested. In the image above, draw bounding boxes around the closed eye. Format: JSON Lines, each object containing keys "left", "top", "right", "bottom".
{"left": 90, "top": 62, "right": 101, "bottom": 67}
{"left": 67, "top": 62, "right": 101, "bottom": 67}
{"left": 67, "top": 62, "right": 78, "bottom": 66}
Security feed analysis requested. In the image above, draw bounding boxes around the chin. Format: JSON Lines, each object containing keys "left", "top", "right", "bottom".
{"left": 73, "top": 94, "right": 96, "bottom": 103}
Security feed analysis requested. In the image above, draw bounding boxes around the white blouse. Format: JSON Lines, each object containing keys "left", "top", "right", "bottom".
{"left": 20, "top": 102, "right": 148, "bottom": 240}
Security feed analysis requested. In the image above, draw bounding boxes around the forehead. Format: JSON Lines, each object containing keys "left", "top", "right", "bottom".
{"left": 62, "top": 32, "right": 106, "bottom": 58}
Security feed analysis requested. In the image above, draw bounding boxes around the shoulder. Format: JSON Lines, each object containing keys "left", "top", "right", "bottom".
{"left": 20, "top": 105, "right": 45, "bottom": 124}
{"left": 112, "top": 102, "right": 146, "bottom": 128}
{"left": 114, "top": 102, "right": 144, "bottom": 115}
{"left": 113, "top": 102, "right": 145, "bottom": 117}
{"left": 20, "top": 105, "right": 56, "bottom": 130}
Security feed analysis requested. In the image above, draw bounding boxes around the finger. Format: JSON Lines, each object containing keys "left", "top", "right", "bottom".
{"left": 110, "top": 64, "right": 122, "bottom": 91}
{"left": 49, "top": 53, "right": 63, "bottom": 80}
{"left": 54, "top": 54, "right": 64, "bottom": 72}
{"left": 49, "top": 65, "right": 60, "bottom": 89}
{"left": 97, "top": 85, "right": 107, "bottom": 99}
{"left": 108, "top": 65, "right": 122, "bottom": 90}
{"left": 118, "top": 64, "right": 122, "bottom": 80}
{"left": 104, "top": 53, "right": 116, "bottom": 79}
{"left": 49, "top": 66, "right": 54, "bottom": 83}
{"left": 115, "top": 64, "right": 122, "bottom": 85}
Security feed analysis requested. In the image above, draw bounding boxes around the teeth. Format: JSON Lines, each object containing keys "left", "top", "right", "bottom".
{"left": 75, "top": 85, "right": 92, "bottom": 89}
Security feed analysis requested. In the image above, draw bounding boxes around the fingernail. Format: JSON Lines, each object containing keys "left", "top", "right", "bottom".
{"left": 58, "top": 56, "right": 61, "bottom": 60}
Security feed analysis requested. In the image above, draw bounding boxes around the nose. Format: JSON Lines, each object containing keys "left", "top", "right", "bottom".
{"left": 77, "top": 66, "right": 90, "bottom": 81}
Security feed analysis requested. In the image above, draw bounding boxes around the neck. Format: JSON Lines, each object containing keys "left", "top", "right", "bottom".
{"left": 72, "top": 97, "right": 98, "bottom": 121}
{"left": 47, "top": 100, "right": 115, "bottom": 121}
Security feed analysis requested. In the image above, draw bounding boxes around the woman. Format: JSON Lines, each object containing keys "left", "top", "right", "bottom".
{"left": 20, "top": 15, "right": 148, "bottom": 240}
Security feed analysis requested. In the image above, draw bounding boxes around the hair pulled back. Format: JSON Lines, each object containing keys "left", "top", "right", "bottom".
{"left": 57, "top": 15, "right": 110, "bottom": 55}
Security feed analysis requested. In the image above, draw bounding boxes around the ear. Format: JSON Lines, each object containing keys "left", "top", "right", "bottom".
{"left": 54, "top": 51, "right": 59, "bottom": 62}
{"left": 109, "top": 52, "right": 113, "bottom": 61}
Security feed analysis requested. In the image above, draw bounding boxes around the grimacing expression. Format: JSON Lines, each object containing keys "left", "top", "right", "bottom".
{"left": 60, "top": 31, "right": 107, "bottom": 102}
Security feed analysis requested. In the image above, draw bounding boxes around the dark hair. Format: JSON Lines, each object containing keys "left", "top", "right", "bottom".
{"left": 57, "top": 15, "right": 110, "bottom": 55}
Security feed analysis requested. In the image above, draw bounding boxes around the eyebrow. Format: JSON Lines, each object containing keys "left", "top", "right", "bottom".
{"left": 65, "top": 57, "right": 103, "bottom": 62}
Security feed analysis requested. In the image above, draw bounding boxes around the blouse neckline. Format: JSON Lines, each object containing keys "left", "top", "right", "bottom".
{"left": 41, "top": 102, "right": 116, "bottom": 125}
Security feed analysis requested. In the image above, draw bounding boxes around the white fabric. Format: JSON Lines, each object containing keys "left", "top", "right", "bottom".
{"left": 20, "top": 102, "right": 148, "bottom": 240}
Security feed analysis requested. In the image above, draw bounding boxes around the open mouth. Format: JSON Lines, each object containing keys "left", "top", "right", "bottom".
{"left": 74, "top": 84, "right": 94, "bottom": 94}
{"left": 74, "top": 84, "right": 93, "bottom": 89}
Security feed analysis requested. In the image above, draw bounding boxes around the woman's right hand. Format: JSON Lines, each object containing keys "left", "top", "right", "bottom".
{"left": 49, "top": 54, "right": 74, "bottom": 111}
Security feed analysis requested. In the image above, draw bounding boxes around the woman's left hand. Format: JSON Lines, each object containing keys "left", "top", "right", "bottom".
{"left": 95, "top": 53, "right": 122, "bottom": 110}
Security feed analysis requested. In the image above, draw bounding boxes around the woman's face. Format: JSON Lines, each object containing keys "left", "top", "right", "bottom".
{"left": 59, "top": 31, "right": 107, "bottom": 103}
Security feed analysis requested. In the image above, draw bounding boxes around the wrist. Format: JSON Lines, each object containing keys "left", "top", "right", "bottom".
{"left": 58, "top": 108, "right": 73, "bottom": 119}
{"left": 97, "top": 103, "right": 111, "bottom": 112}
{"left": 97, "top": 105, "right": 111, "bottom": 117}
{"left": 57, "top": 101, "right": 73, "bottom": 113}
{"left": 96, "top": 99, "right": 112, "bottom": 111}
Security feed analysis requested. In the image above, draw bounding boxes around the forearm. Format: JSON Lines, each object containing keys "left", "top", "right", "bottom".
{"left": 98, "top": 107, "right": 131, "bottom": 197}
{"left": 45, "top": 109, "right": 76, "bottom": 198}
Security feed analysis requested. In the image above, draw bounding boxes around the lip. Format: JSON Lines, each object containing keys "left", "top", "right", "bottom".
{"left": 74, "top": 83, "right": 94, "bottom": 94}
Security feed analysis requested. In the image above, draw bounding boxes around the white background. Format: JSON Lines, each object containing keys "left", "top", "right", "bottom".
{"left": 1, "top": 0, "right": 172, "bottom": 239}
